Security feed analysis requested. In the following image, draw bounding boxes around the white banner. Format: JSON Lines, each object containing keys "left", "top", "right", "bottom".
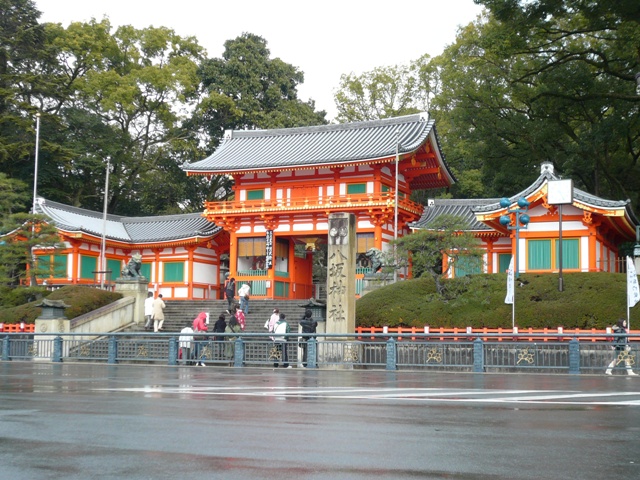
{"left": 505, "top": 256, "right": 514, "bottom": 305}
{"left": 627, "top": 256, "right": 640, "bottom": 308}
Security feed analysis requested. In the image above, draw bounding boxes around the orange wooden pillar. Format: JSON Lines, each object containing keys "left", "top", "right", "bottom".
{"left": 588, "top": 226, "right": 597, "bottom": 271}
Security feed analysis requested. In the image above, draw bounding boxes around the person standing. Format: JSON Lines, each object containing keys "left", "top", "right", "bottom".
{"left": 224, "top": 315, "right": 242, "bottom": 362}
{"left": 213, "top": 313, "right": 227, "bottom": 360}
{"left": 179, "top": 322, "right": 194, "bottom": 365}
{"left": 238, "top": 282, "right": 251, "bottom": 315}
{"left": 152, "top": 294, "right": 166, "bottom": 332}
{"left": 143, "top": 292, "right": 154, "bottom": 330}
{"left": 299, "top": 309, "right": 318, "bottom": 368}
{"left": 606, "top": 319, "right": 638, "bottom": 375}
{"left": 273, "top": 313, "right": 291, "bottom": 368}
{"left": 213, "top": 314, "right": 227, "bottom": 341}
{"left": 192, "top": 312, "right": 208, "bottom": 366}
{"left": 225, "top": 277, "right": 236, "bottom": 311}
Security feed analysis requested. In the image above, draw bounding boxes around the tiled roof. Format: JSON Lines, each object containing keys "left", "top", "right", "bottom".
{"left": 183, "top": 113, "right": 455, "bottom": 184}
{"left": 472, "top": 168, "right": 637, "bottom": 222}
{"left": 35, "top": 198, "right": 220, "bottom": 243}
{"left": 410, "top": 198, "right": 499, "bottom": 231}
{"left": 412, "top": 166, "right": 638, "bottom": 232}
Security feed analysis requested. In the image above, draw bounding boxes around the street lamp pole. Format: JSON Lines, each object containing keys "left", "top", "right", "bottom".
{"left": 500, "top": 197, "right": 530, "bottom": 328}
{"left": 32, "top": 113, "right": 41, "bottom": 214}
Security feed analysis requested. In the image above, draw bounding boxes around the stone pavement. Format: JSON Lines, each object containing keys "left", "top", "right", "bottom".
{"left": 1, "top": 362, "right": 639, "bottom": 479}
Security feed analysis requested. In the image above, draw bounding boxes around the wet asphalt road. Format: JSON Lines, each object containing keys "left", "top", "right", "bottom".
{"left": 1, "top": 362, "right": 640, "bottom": 480}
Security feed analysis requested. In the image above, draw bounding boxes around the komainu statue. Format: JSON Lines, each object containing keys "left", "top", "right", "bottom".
{"left": 365, "top": 247, "right": 384, "bottom": 273}
{"left": 120, "top": 254, "right": 143, "bottom": 278}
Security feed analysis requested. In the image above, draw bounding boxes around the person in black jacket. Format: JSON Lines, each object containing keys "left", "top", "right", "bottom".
{"left": 224, "top": 277, "right": 236, "bottom": 311}
{"left": 298, "top": 309, "right": 318, "bottom": 368}
{"left": 605, "top": 319, "right": 638, "bottom": 375}
{"left": 212, "top": 314, "right": 227, "bottom": 359}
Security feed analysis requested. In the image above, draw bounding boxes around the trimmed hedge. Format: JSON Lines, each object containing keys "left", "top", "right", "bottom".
{"left": 0, "top": 286, "right": 122, "bottom": 323}
{"left": 355, "top": 272, "right": 639, "bottom": 329}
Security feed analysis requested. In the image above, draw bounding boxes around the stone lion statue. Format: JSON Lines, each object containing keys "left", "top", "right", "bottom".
{"left": 121, "top": 254, "right": 142, "bottom": 278}
{"left": 365, "top": 247, "right": 384, "bottom": 273}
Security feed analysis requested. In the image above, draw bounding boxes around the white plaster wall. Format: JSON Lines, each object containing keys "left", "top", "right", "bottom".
{"left": 293, "top": 223, "right": 314, "bottom": 231}
{"left": 193, "top": 287, "right": 206, "bottom": 299}
{"left": 610, "top": 249, "right": 616, "bottom": 272}
{"left": 173, "top": 287, "right": 188, "bottom": 297}
{"left": 358, "top": 220, "right": 374, "bottom": 229}
{"left": 517, "top": 237, "right": 526, "bottom": 272}
{"left": 581, "top": 236, "right": 589, "bottom": 271}
{"left": 193, "top": 262, "right": 216, "bottom": 283}
{"left": 494, "top": 237, "right": 511, "bottom": 247}
{"left": 527, "top": 221, "right": 586, "bottom": 232}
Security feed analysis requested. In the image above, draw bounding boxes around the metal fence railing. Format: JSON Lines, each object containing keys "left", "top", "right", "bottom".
{"left": 2, "top": 333, "right": 638, "bottom": 375}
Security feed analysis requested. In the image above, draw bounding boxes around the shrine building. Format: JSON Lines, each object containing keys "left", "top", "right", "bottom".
{"left": 412, "top": 162, "right": 639, "bottom": 277}
{"left": 182, "top": 112, "right": 454, "bottom": 300}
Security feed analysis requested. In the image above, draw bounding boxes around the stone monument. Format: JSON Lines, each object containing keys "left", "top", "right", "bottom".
{"left": 326, "top": 213, "right": 356, "bottom": 334}
{"left": 34, "top": 298, "right": 71, "bottom": 361}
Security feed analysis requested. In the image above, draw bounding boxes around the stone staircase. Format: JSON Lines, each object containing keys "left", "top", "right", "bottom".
{"left": 132, "top": 299, "right": 314, "bottom": 333}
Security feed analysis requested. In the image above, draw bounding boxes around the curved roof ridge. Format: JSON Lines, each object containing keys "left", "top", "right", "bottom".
{"left": 182, "top": 113, "right": 447, "bottom": 177}
{"left": 471, "top": 169, "right": 634, "bottom": 215}
{"left": 35, "top": 198, "right": 220, "bottom": 243}
{"left": 228, "top": 113, "right": 428, "bottom": 139}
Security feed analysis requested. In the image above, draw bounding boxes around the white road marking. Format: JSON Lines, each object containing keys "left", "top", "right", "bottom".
{"left": 94, "top": 385, "right": 640, "bottom": 406}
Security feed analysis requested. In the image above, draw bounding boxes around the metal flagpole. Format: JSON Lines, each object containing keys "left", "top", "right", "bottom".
{"left": 393, "top": 129, "right": 399, "bottom": 283}
{"left": 30, "top": 113, "right": 41, "bottom": 287}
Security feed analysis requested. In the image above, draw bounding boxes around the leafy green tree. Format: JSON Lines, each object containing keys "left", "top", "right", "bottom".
{"left": 0, "top": 174, "right": 61, "bottom": 300}
{"left": 0, "top": 0, "right": 47, "bottom": 184}
{"left": 393, "top": 214, "right": 483, "bottom": 298}
{"left": 195, "top": 33, "right": 327, "bottom": 149}
{"left": 40, "top": 20, "right": 207, "bottom": 215}
{"left": 334, "top": 56, "right": 436, "bottom": 122}
{"left": 431, "top": 1, "right": 640, "bottom": 208}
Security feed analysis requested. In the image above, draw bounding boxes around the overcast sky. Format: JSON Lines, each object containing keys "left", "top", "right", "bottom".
{"left": 35, "top": 0, "right": 483, "bottom": 121}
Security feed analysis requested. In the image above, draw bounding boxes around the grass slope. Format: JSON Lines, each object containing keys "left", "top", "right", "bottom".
{"left": 0, "top": 286, "right": 122, "bottom": 323}
{"left": 355, "top": 272, "right": 639, "bottom": 329}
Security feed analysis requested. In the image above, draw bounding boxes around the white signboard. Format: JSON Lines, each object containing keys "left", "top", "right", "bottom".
{"left": 547, "top": 179, "right": 573, "bottom": 205}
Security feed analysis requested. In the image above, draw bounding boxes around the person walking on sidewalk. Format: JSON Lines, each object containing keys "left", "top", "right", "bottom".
{"left": 605, "top": 319, "right": 638, "bottom": 376}
{"left": 273, "top": 313, "right": 291, "bottom": 368}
